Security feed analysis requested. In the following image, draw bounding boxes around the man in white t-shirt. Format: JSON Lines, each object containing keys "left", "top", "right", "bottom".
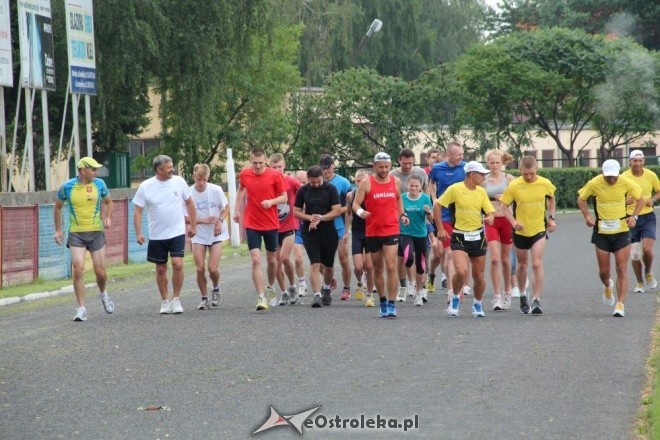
{"left": 133, "top": 155, "right": 197, "bottom": 314}
{"left": 186, "top": 163, "right": 230, "bottom": 310}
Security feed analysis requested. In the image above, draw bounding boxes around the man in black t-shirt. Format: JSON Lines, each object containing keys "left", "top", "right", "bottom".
{"left": 294, "top": 166, "right": 342, "bottom": 307}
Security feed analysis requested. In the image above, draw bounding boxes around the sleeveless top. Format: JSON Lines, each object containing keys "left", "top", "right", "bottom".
{"left": 483, "top": 173, "right": 509, "bottom": 200}
{"left": 352, "top": 200, "right": 366, "bottom": 232}
{"left": 364, "top": 175, "right": 400, "bottom": 237}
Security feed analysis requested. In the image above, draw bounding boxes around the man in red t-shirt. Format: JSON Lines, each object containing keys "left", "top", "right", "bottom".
{"left": 269, "top": 153, "right": 303, "bottom": 305}
{"left": 352, "top": 152, "right": 409, "bottom": 318}
{"left": 233, "top": 148, "right": 287, "bottom": 311}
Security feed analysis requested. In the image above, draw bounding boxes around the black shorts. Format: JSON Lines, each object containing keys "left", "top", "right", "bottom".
{"left": 246, "top": 228, "right": 279, "bottom": 252}
{"left": 278, "top": 229, "right": 295, "bottom": 247}
{"left": 366, "top": 235, "right": 399, "bottom": 253}
{"left": 513, "top": 231, "right": 547, "bottom": 250}
{"left": 450, "top": 229, "right": 487, "bottom": 257}
{"left": 591, "top": 229, "right": 631, "bottom": 253}
{"left": 68, "top": 231, "right": 105, "bottom": 252}
{"left": 147, "top": 234, "right": 185, "bottom": 264}
{"left": 351, "top": 229, "right": 368, "bottom": 255}
{"left": 303, "top": 229, "right": 338, "bottom": 267}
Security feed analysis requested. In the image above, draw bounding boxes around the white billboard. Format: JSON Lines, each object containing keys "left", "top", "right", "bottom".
{"left": 17, "top": 0, "right": 56, "bottom": 91}
{"left": 65, "top": 0, "right": 96, "bottom": 95}
{"left": 0, "top": 0, "right": 13, "bottom": 87}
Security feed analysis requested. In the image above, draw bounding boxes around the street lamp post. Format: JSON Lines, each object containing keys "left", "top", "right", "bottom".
{"left": 350, "top": 19, "right": 383, "bottom": 66}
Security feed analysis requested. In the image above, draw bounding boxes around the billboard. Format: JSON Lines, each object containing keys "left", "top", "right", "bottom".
{"left": 17, "top": 0, "right": 56, "bottom": 91}
{"left": 0, "top": 0, "right": 12, "bottom": 87}
{"left": 65, "top": 0, "right": 96, "bottom": 95}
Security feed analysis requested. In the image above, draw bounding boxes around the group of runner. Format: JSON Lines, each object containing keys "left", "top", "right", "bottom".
{"left": 55, "top": 145, "right": 658, "bottom": 321}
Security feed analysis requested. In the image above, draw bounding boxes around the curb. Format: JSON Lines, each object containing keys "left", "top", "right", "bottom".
{"left": 0, "top": 283, "right": 97, "bottom": 307}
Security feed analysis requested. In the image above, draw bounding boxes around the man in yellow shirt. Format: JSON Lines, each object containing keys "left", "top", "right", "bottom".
{"left": 500, "top": 156, "right": 556, "bottom": 315}
{"left": 577, "top": 159, "right": 643, "bottom": 317}
{"left": 435, "top": 161, "right": 494, "bottom": 317}
{"left": 622, "top": 150, "right": 660, "bottom": 293}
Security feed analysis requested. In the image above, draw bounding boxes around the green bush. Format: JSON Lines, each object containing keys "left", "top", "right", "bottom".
{"left": 506, "top": 165, "right": 660, "bottom": 210}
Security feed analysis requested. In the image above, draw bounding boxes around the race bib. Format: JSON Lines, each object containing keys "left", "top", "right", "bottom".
{"left": 464, "top": 230, "right": 481, "bottom": 241}
{"left": 599, "top": 219, "right": 621, "bottom": 233}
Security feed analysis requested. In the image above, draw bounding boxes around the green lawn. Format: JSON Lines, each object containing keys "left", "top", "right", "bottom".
{"left": 638, "top": 318, "right": 660, "bottom": 440}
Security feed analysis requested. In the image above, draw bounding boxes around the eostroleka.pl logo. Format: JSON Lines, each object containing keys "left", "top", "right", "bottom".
{"left": 252, "top": 406, "right": 419, "bottom": 435}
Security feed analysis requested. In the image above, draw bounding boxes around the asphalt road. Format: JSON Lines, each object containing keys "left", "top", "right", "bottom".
{"left": 0, "top": 211, "right": 657, "bottom": 440}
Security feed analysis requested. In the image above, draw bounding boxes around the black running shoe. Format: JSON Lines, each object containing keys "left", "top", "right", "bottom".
{"left": 531, "top": 298, "right": 542, "bottom": 315}
{"left": 519, "top": 295, "right": 530, "bottom": 314}
{"left": 321, "top": 288, "right": 332, "bottom": 306}
{"left": 312, "top": 295, "right": 322, "bottom": 308}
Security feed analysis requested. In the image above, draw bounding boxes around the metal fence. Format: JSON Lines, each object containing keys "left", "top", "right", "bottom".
{"left": 1, "top": 199, "right": 150, "bottom": 288}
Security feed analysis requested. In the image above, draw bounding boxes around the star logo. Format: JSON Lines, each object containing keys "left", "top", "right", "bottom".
{"left": 252, "top": 405, "right": 321, "bottom": 435}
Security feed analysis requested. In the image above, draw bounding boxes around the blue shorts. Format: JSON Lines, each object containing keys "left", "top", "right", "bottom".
{"left": 147, "top": 234, "right": 185, "bottom": 264}
{"left": 336, "top": 228, "right": 346, "bottom": 239}
{"left": 631, "top": 212, "right": 656, "bottom": 243}
{"left": 246, "top": 228, "right": 279, "bottom": 252}
{"left": 295, "top": 227, "right": 303, "bottom": 245}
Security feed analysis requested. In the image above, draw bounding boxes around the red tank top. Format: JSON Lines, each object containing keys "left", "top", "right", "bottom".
{"left": 364, "top": 175, "right": 400, "bottom": 237}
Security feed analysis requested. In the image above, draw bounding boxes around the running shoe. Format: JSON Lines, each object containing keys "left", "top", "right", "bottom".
{"left": 160, "top": 300, "right": 172, "bottom": 314}
{"left": 386, "top": 302, "right": 397, "bottom": 318}
{"left": 298, "top": 284, "right": 308, "bottom": 297}
{"left": 519, "top": 295, "right": 530, "bottom": 314}
{"left": 379, "top": 301, "right": 388, "bottom": 318}
{"left": 425, "top": 278, "right": 435, "bottom": 293}
{"left": 492, "top": 296, "right": 503, "bottom": 311}
{"left": 406, "top": 281, "right": 416, "bottom": 299}
{"left": 171, "top": 298, "right": 183, "bottom": 314}
{"left": 501, "top": 293, "right": 512, "bottom": 310}
{"left": 365, "top": 295, "right": 375, "bottom": 307}
{"left": 197, "top": 297, "right": 210, "bottom": 310}
{"left": 288, "top": 286, "right": 299, "bottom": 305}
{"left": 256, "top": 296, "right": 269, "bottom": 311}
{"left": 511, "top": 286, "right": 521, "bottom": 298}
{"left": 340, "top": 287, "right": 351, "bottom": 301}
{"left": 421, "top": 288, "right": 428, "bottom": 303}
{"left": 531, "top": 298, "right": 543, "bottom": 315}
{"left": 414, "top": 291, "right": 423, "bottom": 306}
{"left": 613, "top": 301, "right": 625, "bottom": 317}
{"left": 472, "top": 302, "right": 485, "bottom": 317}
{"left": 279, "top": 291, "right": 289, "bottom": 306}
{"left": 266, "top": 285, "right": 278, "bottom": 307}
{"left": 99, "top": 292, "right": 115, "bottom": 314}
{"left": 447, "top": 295, "right": 460, "bottom": 317}
{"left": 602, "top": 279, "right": 615, "bottom": 307}
{"left": 646, "top": 273, "right": 658, "bottom": 290}
{"left": 462, "top": 285, "right": 471, "bottom": 297}
{"left": 312, "top": 294, "right": 322, "bottom": 308}
{"left": 441, "top": 275, "right": 448, "bottom": 290}
{"left": 354, "top": 283, "right": 365, "bottom": 301}
{"left": 396, "top": 286, "right": 407, "bottom": 302}
{"left": 634, "top": 282, "right": 645, "bottom": 293}
{"left": 73, "top": 307, "right": 87, "bottom": 322}
{"left": 329, "top": 278, "right": 338, "bottom": 290}
{"left": 321, "top": 288, "right": 332, "bottom": 306}
{"left": 211, "top": 287, "right": 221, "bottom": 306}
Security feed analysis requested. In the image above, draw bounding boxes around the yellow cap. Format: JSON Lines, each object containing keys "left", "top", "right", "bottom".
{"left": 77, "top": 157, "right": 103, "bottom": 169}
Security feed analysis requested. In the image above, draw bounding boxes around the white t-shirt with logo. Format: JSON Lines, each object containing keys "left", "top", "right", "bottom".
{"left": 189, "top": 183, "right": 229, "bottom": 245}
{"left": 133, "top": 175, "right": 193, "bottom": 240}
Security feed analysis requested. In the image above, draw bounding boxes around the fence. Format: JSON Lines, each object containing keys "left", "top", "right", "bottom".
{"left": 0, "top": 199, "right": 150, "bottom": 288}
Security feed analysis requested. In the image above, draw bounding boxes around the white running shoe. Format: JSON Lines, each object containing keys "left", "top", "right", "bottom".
{"left": 397, "top": 286, "right": 407, "bottom": 302}
{"left": 266, "top": 285, "right": 278, "bottom": 307}
{"left": 421, "top": 288, "right": 428, "bottom": 303}
{"left": 511, "top": 287, "right": 521, "bottom": 298}
{"left": 602, "top": 279, "right": 615, "bottom": 307}
{"left": 298, "top": 284, "right": 308, "bottom": 297}
{"left": 171, "top": 298, "right": 184, "bottom": 314}
{"left": 160, "top": 300, "right": 172, "bottom": 314}
{"left": 492, "top": 296, "right": 504, "bottom": 311}
{"left": 211, "top": 287, "right": 221, "bottom": 306}
{"left": 407, "top": 281, "right": 416, "bottom": 299}
{"left": 414, "top": 291, "right": 423, "bottom": 306}
{"left": 99, "top": 292, "right": 115, "bottom": 314}
{"left": 501, "top": 293, "right": 512, "bottom": 310}
{"left": 462, "top": 285, "right": 471, "bottom": 297}
{"left": 634, "top": 282, "right": 645, "bottom": 293}
{"left": 198, "top": 298, "right": 210, "bottom": 310}
{"left": 646, "top": 273, "right": 658, "bottom": 290}
{"left": 73, "top": 307, "right": 87, "bottom": 322}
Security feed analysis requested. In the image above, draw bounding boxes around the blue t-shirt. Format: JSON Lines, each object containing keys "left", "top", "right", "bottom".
{"left": 327, "top": 174, "right": 351, "bottom": 230}
{"left": 401, "top": 193, "right": 432, "bottom": 238}
{"left": 429, "top": 160, "right": 466, "bottom": 222}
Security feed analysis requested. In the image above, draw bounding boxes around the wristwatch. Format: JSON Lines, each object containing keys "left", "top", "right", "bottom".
{"left": 548, "top": 214, "right": 556, "bottom": 220}
{"left": 633, "top": 215, "right": 639, "bottom": 220}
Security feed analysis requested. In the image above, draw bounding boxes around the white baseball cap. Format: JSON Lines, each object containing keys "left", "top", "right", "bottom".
{"left": 602, "top": 159, "right": 621, "bottom": 177}
{"left": 463, "top": 161, "right": 489, "bottom": 174}
{"left": 629, "top": 150, "right": 644, "bottom": 159}
{"left": 373, "top": 152, "right": 392, "bottom": 163}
